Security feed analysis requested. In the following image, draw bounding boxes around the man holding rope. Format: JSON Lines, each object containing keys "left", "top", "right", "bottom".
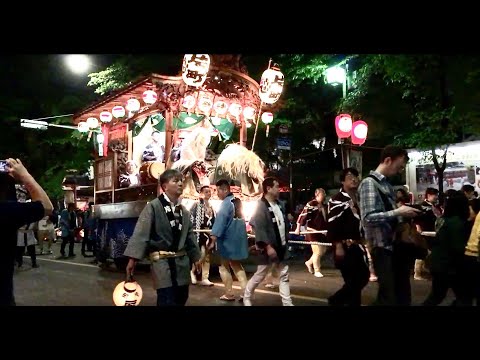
{"left": 327, "top": 167, "right": 370, "bottom": 306}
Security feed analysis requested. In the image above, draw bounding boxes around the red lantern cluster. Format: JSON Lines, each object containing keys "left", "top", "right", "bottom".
{"left": 334, "top": 114, "right": 368, "bottom": 145}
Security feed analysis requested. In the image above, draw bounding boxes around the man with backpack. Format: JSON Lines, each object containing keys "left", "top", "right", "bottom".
{"left": 358, "top": 145, "right": 421, "bottom": 306}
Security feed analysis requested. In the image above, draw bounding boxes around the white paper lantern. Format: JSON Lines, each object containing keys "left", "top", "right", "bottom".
{"left": 142, "top": 90, "right": 158, "bottom": 105}
{"left": 259, "top": 66, "right": 284, "bottom": 104}
{"left": 243, "top": 106, "right": 256, "bottom": 119}
{"left": 213, "top": 100, "right": 228, "bottom": 116}
{"left": 198, "top": 96, "right": 213, "bottom": 114}
{"left": 126, "top": 98, "right": 141, "bottom": 113}
{"left": 86, "top": 117, "right": 99, "bottom": 129}
{"left": 182, "top": 54, "right": 211, "bottom": 87}
{"left": 77, "top": 121, "right": 89, "bottom": 133}
{"left": 228, "top": 103, "right": 242, "bottom": 117}
{"left": 182, "top": 95, "right": 196, "bottom": 109}
{"left": 112, "top": 106, "right": 126, "bottom": 119}
{"left": 100, "top": 111, "right": 112, "bottom": 123}
{"left": 261, "top": 112, "right": 273, "bottom": 124}
{"left": 113, "top": 280, "right": 143, "bottom": 306}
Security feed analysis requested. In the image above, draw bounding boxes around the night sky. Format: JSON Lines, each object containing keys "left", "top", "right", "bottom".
{"left": 0, "top": 54, "right": 273, "bottom": 120}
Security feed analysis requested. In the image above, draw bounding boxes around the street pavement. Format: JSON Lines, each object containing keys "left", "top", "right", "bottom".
{"left": 13, "top": 242, "right": 455, "bottom": 306}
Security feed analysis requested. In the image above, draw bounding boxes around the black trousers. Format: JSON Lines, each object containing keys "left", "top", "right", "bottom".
{"left": 423, "top": 271, "right": 463, "bottom": 306}
{"left": 371, "top": 244, "right": 415, "bottom": 306}
{"left": 329, "top": 243, "right": 370, "bottom": 306}
{"left": 16, "top": 245, "right": 36, "bottom": 267}
{"left": 60, "top": 234, "right": 75, "bottom": 256}
{"left": 459, "top": 255, "right": 480, "bottom": 306}
{"left": 156, "top": 285, "right": 189, "bottom": 306}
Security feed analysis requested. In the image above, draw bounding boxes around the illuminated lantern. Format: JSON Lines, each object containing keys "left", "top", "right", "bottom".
{"left": 113, "top": 280, "right": 143, "bottom": 306}
{"left": 213, "top": 100, "right": 228, "bottom": 116}
{"left": 243, "top": 106, "right": 256, "bottom": 120}
{"left": 100, "top": 110, "right": 112, "bottom": 123}
{"left": 126, "top": 98, "right": 141, "bottom": 113}
{"left": 86, "top": 117, "right": 99, "bottom": 129}
{"left": 228, "top": 103, "right": 242, "bottom": 118}
{"left": 259, "top": 65, "right": 284, "bottom": 104}
{"left": 351, "top": 120, "right": 368, "bottom": 145}
{"left": 182, "top": 95, "right": 196, "bottom": 110}
{"left": 182, "top": 54, "right": 211, "bottom": 88}
{"left": 77, "top": 121, "right": 89, "bottom": 133}
{"left": 261, "top": 112, "right": 274, "bottom": 138}
{"left": 112, "top": 106, "right": 126, "bottom": 119}
{"left": 142, "top": 90, "right": 158, "bottom": 105}
{"left": 261, "top": 112, "right": 274, "bottom": 124}
{"left": 198, "top": 96, "right": 213, "bottom": 114}
{"left": 335, "top": 114, "right": 352, "bottom": 139}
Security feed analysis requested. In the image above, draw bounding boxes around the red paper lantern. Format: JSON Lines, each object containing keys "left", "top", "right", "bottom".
{"left": 351, "top": 120, "right": 368, "bottom": 145}
{"left": 335, "top": 114, "right": 352, "bottom": 139}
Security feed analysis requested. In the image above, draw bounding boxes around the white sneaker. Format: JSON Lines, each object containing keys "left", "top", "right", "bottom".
{"left": 414, "top": 275, "right": 427, "bottom": 281}
{"left": 190, "top": 272, "right": 197, "bottom": 285}
{"left": 199, "top": 279, "right": 214, "bottom": 286}
{"left": 369, "top": 275, "right": 378, "bottom": 282}
{"left": 314, "top": 272, "right": 324, "bottom": 278}
{"left": 264, "top": 283, "right": 276, "bottom": 289}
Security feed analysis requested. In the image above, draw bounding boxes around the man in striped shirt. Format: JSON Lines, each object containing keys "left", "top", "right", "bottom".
{"left": 358, "top": 146, "right": 420, "bottom": 306}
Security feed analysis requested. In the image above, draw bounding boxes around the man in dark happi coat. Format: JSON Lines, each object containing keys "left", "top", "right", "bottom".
{"left": 243, "top": 177, "right": 294, "bottom": 306}
{"left": 327, "top": 167, "right": 370, "bottom": 306}
{"left": 124, "top": 169, "right": 201, "bottom": 306}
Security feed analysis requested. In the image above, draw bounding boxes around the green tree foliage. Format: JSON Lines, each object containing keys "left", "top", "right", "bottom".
{"left": 280, "top": 54, "right": 480, "bottom": 195}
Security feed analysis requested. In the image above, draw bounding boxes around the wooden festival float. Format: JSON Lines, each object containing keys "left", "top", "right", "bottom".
{"left": 70, "top": 54, "right": 284, "bottom": 268}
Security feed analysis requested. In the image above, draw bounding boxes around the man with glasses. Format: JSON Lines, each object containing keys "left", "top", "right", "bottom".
{"left": 327, "top": 168, "right": 370, "bottom": 306}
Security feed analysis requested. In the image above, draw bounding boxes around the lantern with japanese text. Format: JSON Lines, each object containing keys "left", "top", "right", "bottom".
{"left": 351, "top": 120, "right": 368, "bottom": 145}
{"left": 335, "top": 114, "right": 352, "bottom": 139}
{"left": 262, "top": 112, "right": 273, "bottom": 137}
{"left": 113, "top": 279, "right": 143, "bottom": 306}
{"left": 182, "top": 54, "right": 211, "bottom": 88}
{"left": 100, "top": 110, "right": 112, "bottom": 123}
{"left": 259, "top": 65, "right": 284, "bottom": 104}
{"left": 213, "top": 100, "right": 228, "bottom": 117}
{"left": 126, "top": 98, "right": 141, "bottom": 113}
{"left": 198, "top": 96, "right": 213, "bottom": 115}
{"left": 112, "top": 105, "right": 126, "bottom": 119}
{"left": 142, "top": 90, "right": 158, "bottom": 105}
{"left": 182, "top": 95, "right": 196, "bottom": 110}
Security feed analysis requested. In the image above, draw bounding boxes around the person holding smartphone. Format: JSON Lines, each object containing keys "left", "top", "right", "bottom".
{"left": 0, "top": 158, "right": 53, "bottom": 305}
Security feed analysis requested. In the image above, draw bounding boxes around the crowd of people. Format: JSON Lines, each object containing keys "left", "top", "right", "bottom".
{"left": 1, "top": 145, "right": 479, "bottom": 307}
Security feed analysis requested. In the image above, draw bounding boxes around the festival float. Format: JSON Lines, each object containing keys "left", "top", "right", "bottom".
{"left": 70, "top": 54, "right": 284, "bottom": 268}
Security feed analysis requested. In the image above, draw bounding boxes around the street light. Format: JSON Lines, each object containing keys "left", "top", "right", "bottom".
{"left": 325, "top": 65, "right": 347, "bottom": 98}
{"left": 65, "top": 54, "right": 93, "bottom": 74}
{"left": 20, "top": 114, "right": 77, "bottom": 131}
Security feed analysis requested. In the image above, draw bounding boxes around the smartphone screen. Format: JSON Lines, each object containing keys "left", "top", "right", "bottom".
{"left": 0, "top": 160, "right": 9, "bottom": 173}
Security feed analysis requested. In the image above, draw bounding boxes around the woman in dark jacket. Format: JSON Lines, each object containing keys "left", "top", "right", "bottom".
{"left": 422, "top": 191, "right": 470, "bottom": 306}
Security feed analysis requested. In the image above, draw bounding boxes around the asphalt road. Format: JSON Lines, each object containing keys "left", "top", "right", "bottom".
{"left": 12, "top": 242, "right": 455, "bottom": 306}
